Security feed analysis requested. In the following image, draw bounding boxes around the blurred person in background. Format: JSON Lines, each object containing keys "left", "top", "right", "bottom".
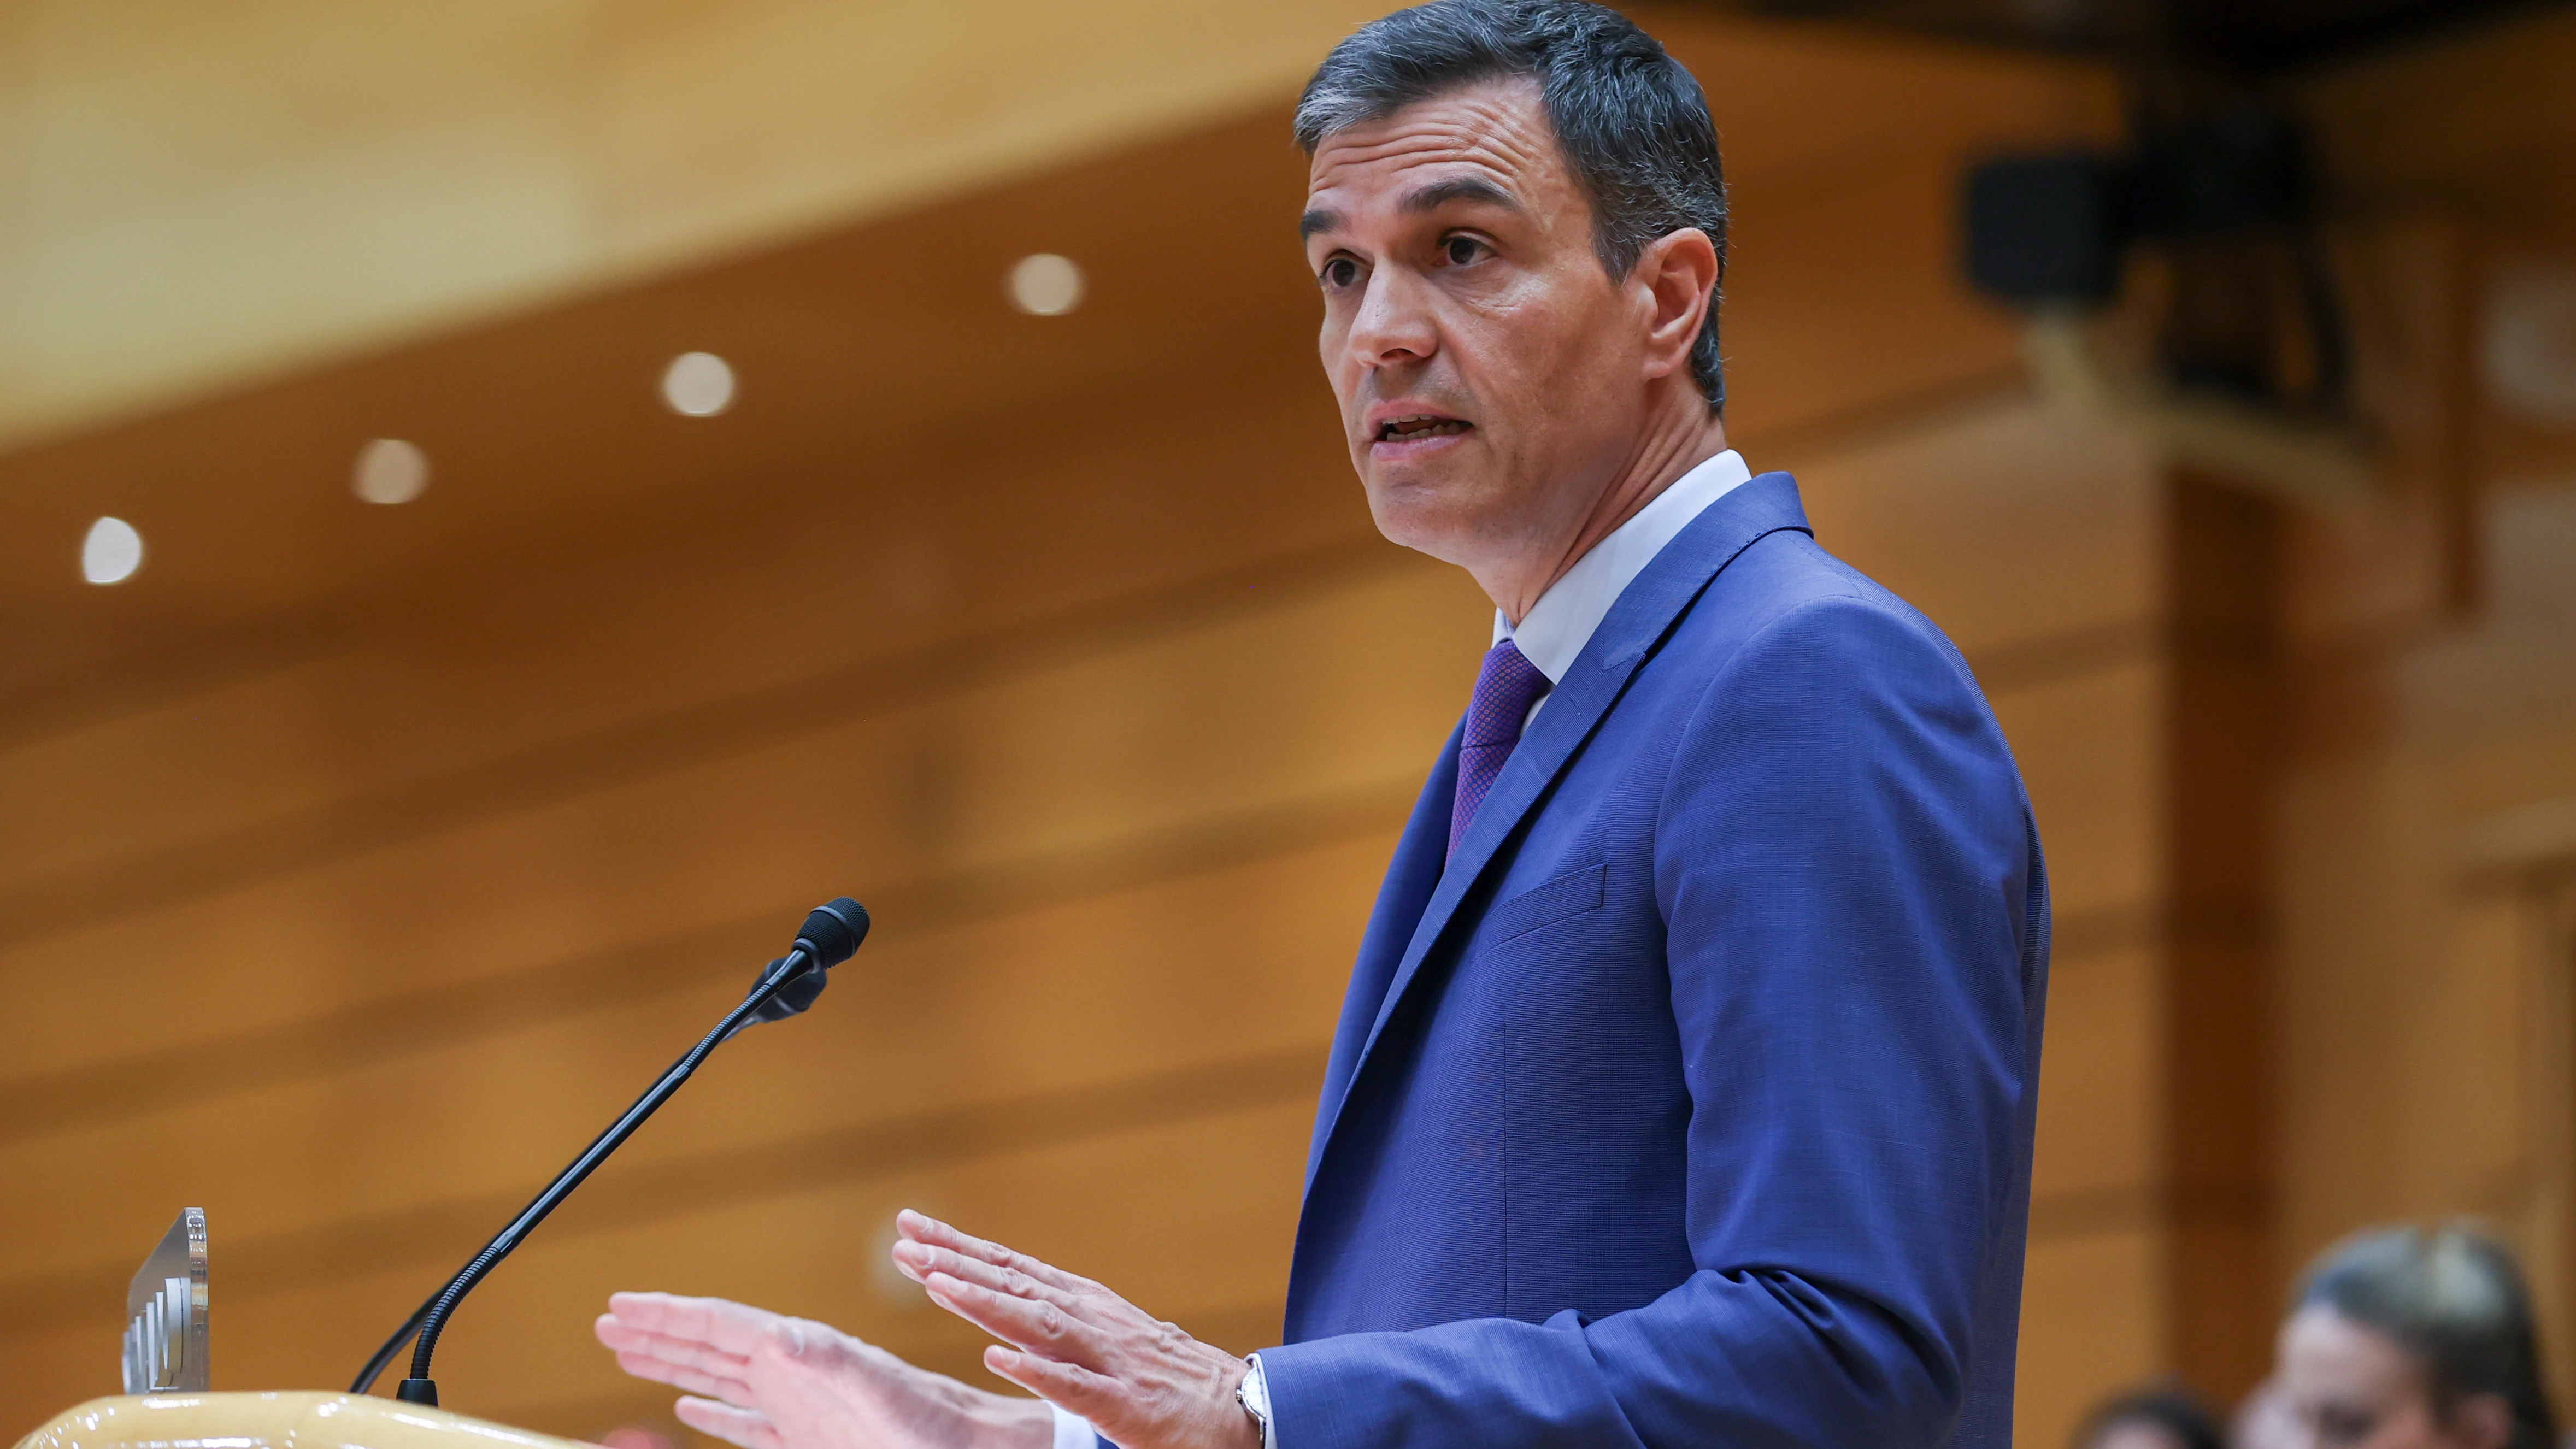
{"left": 2253, "top": 1224, "right": 2557, "bottom": 1449}
{"left": 2072, "top": 1385, "right": 2228, "bottom": 1449}
{"left": 2235, "top": 1377, "right": 2302, "bottom": 1449}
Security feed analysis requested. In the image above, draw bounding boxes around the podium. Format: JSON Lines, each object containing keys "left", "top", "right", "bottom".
{"left": 17, "top": 1212, "right": 585, "bottom": 1449}
{"left": 13, "top": 1393, "right": 587, "bottom": 1449}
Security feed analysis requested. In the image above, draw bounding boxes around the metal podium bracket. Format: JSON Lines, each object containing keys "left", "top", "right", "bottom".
{"left": 122, "top": 1207, "right": 208, "bottom": 1394}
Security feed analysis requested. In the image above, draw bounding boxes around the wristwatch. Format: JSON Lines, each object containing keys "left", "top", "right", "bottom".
{"left": 1236, "top": 1353, "right": 1278, "bottom": 1449}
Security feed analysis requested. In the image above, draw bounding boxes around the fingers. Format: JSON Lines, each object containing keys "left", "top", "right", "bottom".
{"left": 596, "top": 1315, "right": 742, "bottom": 1364}
{"left": 892, "top": 1241, "right": 1086, "bottom": 1315}
{"left": 672, "top": 1398, "right": 780, "bottom": 1449}
{"left": 611, "top": 1345, "right": 754, "bottom": 1403}
{"left": 922, "top": 1270, "right": 1104, "bottom": 1365}
{"left": 604, "top": 1292, "right": 780, "bottom": 1357}
{"left": 896, "top": 1211, "right": 1089, "bottom": 1295}
{"left": 983, "top": 1345, "right": 1121, "bottom": 1415}
{"left": 596, "top": 1305, "right": 762, "bottom": 1405}
{"left": 598, "top": 1314, "right": 756, "bottom": 1371}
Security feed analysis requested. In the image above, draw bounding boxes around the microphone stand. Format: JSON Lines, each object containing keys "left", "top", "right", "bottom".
{"left": 351, "top": 906, "right": 858, "bottom": 1406}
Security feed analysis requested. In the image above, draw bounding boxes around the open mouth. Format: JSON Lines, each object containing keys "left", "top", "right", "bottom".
{"left": 1376, "top": 414, "right": 1472, "bottom": 443}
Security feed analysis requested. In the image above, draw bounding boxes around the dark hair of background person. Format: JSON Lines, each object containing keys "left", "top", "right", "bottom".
{"left": 1292, "top": 0, "right": 1730, "bottom": 413}
{"left": 2299, "top": 1224, "right": 2560, "bottom": 1449}
{"left": 2068, "top": 1385, "right": 2228, "bottom": 1449}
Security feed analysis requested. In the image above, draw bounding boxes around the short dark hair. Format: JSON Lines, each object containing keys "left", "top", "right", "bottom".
{"left": 2299, "top": 1224, "right": 2560, "bottom": 1449}
{"left": 1295, "top": 0, "right": 1729, "bottom": 412}
{"left": 2069, "top": 1385, "right": 2225, "bottom": 1449}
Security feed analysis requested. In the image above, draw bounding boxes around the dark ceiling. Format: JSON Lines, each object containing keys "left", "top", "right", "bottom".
{"left": 1710, "top": 0, "right": 2563, "bottom": 75}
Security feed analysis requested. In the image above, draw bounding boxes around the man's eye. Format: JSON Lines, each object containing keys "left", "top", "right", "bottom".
{"left": 1321, "top": 258, "right": 1359, "bottom": 288}
{"left": 1443, "top": 236, "right": 1485, "bottom": 266}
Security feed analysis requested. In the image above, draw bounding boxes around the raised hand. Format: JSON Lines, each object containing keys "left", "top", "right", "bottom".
{"left": 593, "top": 1291, "right": 1050, "bottom": 1449}
{"left": 889, "top": 1211, "right": 1258, "bottom": 1449}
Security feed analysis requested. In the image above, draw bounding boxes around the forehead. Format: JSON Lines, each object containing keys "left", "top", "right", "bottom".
{"left": 1304, "top": 78, "right": 1571, "bottom": 212}
{"left": 2283, "top": 1306, "right": 2421, "bottom": 1397}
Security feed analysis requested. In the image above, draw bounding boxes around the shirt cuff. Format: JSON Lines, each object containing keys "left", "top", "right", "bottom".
{"left": 1048, "top": 1401, "right": 1096, "bottom": 1449}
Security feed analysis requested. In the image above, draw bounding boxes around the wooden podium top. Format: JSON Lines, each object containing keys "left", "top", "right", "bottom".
{"left": 15, "top": 1393, "right": 589, "bottom": 1449}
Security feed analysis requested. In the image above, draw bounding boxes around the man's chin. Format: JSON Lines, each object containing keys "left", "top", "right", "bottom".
{"left": 1362, "top": 485, "right": 1487, "bottom": 565}
{"left": 1358, "top": 433, "right": 1475, "bottom": 494}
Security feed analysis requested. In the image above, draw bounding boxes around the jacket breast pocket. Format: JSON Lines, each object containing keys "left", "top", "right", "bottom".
{"left": 1484, "top": 862, "right": 1608, "bottom": 946}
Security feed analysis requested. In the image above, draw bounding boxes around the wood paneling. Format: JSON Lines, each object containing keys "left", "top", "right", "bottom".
{"left": 0, "top": 560, "right": 1479, "bottom": 1052}
{"left": 0, "top": 19, "right": 2168, "bottom": 1447}
{"left": 1791, "top": 404, "right": 2161, "bottom": 662}
{"left": 2261, "top": 8, "right": 2576, "bottom": 1419}
{"left": 1994, "top": 661, "right": 2166, "bottom": 922}
{"left": 2016, "top": 1228, "right": 2167, "bottom": 1449}
{"left": 2032, "top": 947, "right": 2163, "bottom": 1207}
{"left": 0, "top": 0, "right": 1395, "bottom": 451}
{"left": 2298, "top": 3, "right": 2576, "bottom": 231}
{"left": 0, "top": 839, "right": 1394, "bottom": 1290}
{"left": 2160, "top": 476, "right": 2284, "bottom": 1406}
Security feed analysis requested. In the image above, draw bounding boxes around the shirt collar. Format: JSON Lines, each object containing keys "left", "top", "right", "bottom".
{"left": 1495, "top": 449, "right": 1754, "bottom": 683}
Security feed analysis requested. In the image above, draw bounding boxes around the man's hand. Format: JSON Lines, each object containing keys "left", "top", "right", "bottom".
{"left": 891, "top": 1210, "right": 1259, "bottom": 1449}
{"left": 593, "top": 1291, "right": 1050, "bottom": 1449}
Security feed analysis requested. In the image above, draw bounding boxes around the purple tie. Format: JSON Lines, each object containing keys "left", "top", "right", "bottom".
{"left": 1450, "top": 640, "right": 1553, "bottom": 858}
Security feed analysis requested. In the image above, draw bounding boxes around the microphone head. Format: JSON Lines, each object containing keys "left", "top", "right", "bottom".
{"left": 792, "top": 897, "right": 870, "bottom": 969}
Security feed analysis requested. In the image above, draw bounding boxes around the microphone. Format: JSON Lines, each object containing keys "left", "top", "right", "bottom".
{"left": 350, "top": 898, "right": 869, "bottom": 1407}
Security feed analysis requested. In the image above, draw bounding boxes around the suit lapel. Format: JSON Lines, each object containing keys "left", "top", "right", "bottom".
{"left": 1303, "top": 473, "right": 1814, "bottom": 1177}
{"left": 1301, "top": 722, "right": 1458, "bottom": 1191}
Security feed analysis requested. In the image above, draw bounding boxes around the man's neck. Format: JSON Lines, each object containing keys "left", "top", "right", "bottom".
{"left": 1483, "top": 406, "right": 1730, "bottom": 626}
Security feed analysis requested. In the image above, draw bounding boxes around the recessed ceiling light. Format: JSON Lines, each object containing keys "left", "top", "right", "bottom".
{"left": 1008, "top": 254, "right": 1084, "bottom": 316}
{"left": 662, "top": 352, "right": 736, "bottom": 416}
{"left": 353, "top": 438, "right": 431, "bottom": 504}
{"left": 83, "top": 516, "right": 143, "bottom": 585}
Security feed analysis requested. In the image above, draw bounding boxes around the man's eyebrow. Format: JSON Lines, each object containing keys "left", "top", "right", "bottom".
{"left": 1298, "top": 178, "right": 1523, "bottom": 241}
{"left": 1400, "top": 176, "right": 1523, "bottom": 216}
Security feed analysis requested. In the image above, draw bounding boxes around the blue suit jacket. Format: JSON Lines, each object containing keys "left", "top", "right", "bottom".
{"left": 1258, "top": 474, "right": 2049, "bottom": 1449}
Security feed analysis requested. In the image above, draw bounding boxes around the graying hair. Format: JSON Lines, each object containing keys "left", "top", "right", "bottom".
{"left": 1294, "top": 0, "right": 1728, "bottom": 411}
{"left": 2300, "top": 1224, "right": 2559, "bottom": 1449}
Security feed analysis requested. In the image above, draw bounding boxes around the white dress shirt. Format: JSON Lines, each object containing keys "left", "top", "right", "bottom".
{"left": 1049, "top": 447, "right": 1756, "bottom": 1449}
{"left": 1497, "top": 447, "right": 1754, "bottom": 713}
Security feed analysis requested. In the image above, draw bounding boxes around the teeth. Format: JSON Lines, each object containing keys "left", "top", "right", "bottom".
{"left": 1379, "top": 416, "right": 1467, "bottom": 440}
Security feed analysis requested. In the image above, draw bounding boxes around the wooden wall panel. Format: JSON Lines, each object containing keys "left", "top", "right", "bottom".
{"left": 2031, "top": 947, "right": 2163, "bottom": 1209}
{"left": 1790, "top": 405, "right": 2160, "bottom": 661}
{"left": 2276, "top": 20, "right": 2576, "bottom": 1395}
{"left": 0, "top": 26, "right": 2159, "bottom": 1447}
{"left": 1723, "top": 157, "right": 2028, "bottom": 441}
{"left": 0, "top": 561, "right": 1482, "bottom": 1065}
{"left": 1991, "top": 661, "right": 2165, "bottom": 924}
{"left": 0, "top": 838, "right": 1391, "bottom": 1290}
{"left": 0, "top": 0, "right": 1396, "bottom": 451}
{"left": 2016, "top": 1228, "right": 2167, "bottom": 1449}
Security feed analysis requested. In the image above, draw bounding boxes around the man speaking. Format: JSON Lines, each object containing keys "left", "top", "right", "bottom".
{"left": 594, "top": 3, "right": 2049, "bottom": 1446}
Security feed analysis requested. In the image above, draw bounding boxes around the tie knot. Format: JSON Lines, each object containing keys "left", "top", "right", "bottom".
{"left": 1463, "top": 640, "right": 1552, "bottom": 750}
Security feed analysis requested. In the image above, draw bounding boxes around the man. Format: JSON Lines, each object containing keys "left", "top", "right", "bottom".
{"left": 595, "top": 3, "right": 2048, "bottom": 1447}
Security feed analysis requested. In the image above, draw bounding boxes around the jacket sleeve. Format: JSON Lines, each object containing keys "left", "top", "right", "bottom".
{"left": 1255, "top": 593, "right": 2043, "bottom": 1449}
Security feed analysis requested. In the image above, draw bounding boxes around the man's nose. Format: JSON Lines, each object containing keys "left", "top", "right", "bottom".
{"left": 1347, "top": 267, "right": 1438, "bottom": 369}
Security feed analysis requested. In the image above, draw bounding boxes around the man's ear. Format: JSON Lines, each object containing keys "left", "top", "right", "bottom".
{"left": 2446, "top": 1392, "right": 2513, "bottom": 1449}
{"left": 1633, "top": 227, "right": 1719, "bottom": 382}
